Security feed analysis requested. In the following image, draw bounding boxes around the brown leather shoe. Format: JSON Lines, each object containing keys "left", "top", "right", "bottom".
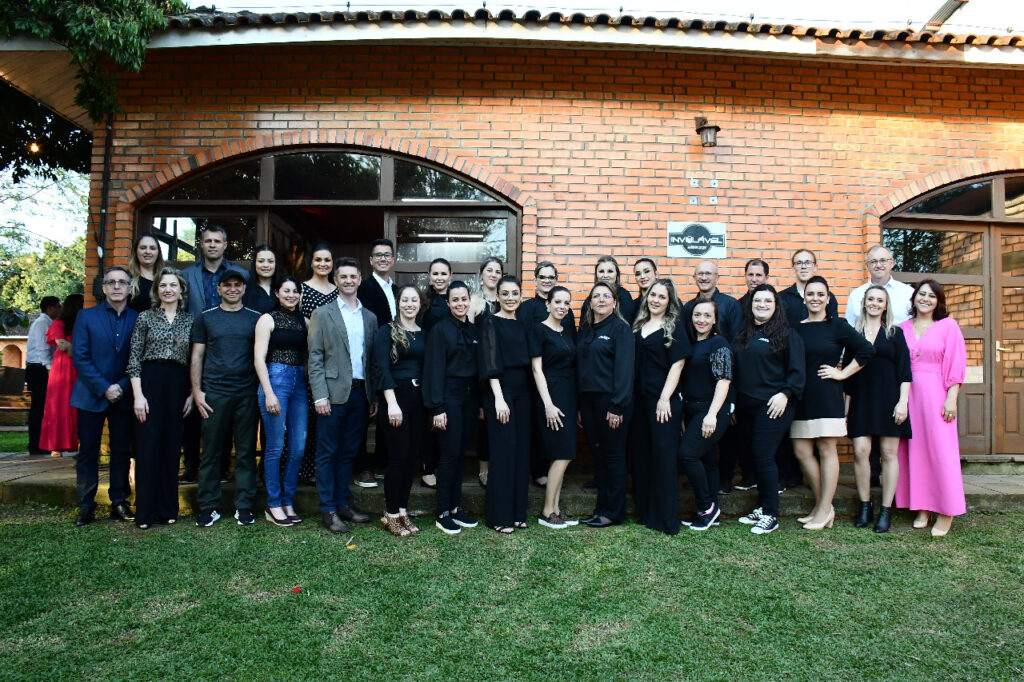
{"left": 320, "top": 512, "right": 349, "bottom": 534}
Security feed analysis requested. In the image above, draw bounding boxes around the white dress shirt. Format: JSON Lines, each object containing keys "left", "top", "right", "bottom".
{"left": 373, "top": 272, "right": 397, "bottom": 319}
{"left": 26, "top": 313, "right": 55, "bottom": 368}
{"left": 845, "top": 277, "right": 915, "bottom": 327}
{"left": 338, "top": 297, "right": 365, "bottom": 380}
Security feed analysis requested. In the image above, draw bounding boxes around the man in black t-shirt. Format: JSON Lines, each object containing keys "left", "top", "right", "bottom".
{"left": 190, "top": 268, "right": 262, "bottom": 527}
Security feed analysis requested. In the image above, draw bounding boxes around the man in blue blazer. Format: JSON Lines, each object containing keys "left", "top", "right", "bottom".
{"left": 70, "top": 266, "right": 139, "bottom": 526}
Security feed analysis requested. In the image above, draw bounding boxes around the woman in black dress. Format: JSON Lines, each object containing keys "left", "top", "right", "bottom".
{"left": 633, "top": 257, "right": 658, "bottom": 302}
{"left": 470, "top": 257, "right": 503, "bottom": 487}
{"left": 299, "top": 244, "right": 339, "bottom": 483}
{"left": 478, "top": 276, "right": 532, "bottom": 533}
{"left": 420, "top": 257, "right": 452, "bottom": 489}
{"left": 679, "top": 300, "right": 734, "bottom": 532}
{"left": 423, "top": 281, "right": 480, "bottom": 535}
{"left": 847, "top": 285, "right": 912, "bottom": 533}
{"left": 128, "top": 233, "right": 164, "bottom": 313}
{"left": 244, "top": 244, "right": 278, "bottom": 314}
{"left": 791, "top": 276, "right": 874, "bottom": 530}
{"left": 580, "top": 256, "right": 637, "bottom": 324}
{"left": 733, "top": 284, "right": 805, "bottom": 535}
{"left": 577, "top": 282, "right": 635, "bottom": 528}
{"left": 375, "top": 285, "right": 427, "bottom": 537}
{"left": 631, "top": 278, "right": 690, "bottom": 534}
{"left": 529, "top": 285, "right": 577, "bottom": 529}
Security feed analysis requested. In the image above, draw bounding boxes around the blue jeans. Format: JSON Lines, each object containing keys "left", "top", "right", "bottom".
{"left": 315, "top": 388, "right": 368, "bottom": 513}
{"left": 258, "top": 363, "right": 308, "bottom": 508}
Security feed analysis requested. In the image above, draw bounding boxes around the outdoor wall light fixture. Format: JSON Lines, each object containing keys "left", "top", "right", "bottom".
{"left": 695, "top": 116, "right": 721, "bottom": 147}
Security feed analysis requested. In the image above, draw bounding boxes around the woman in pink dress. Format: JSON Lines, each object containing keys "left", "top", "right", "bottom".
{"left": 39, "top": 294, "right": 84, "bottom": 454}
{"left": 897, "top": 280, "right": 967, "bottom": 537}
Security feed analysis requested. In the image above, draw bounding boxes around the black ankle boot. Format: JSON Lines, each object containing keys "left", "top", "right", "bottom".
{"left": 854, "top": 501, "right": 873, "bottom": 528}
{"left": 874, "top": 506, "right": 892, "bottom": 533}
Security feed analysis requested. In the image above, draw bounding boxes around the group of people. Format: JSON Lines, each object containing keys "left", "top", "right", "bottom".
{"left": 41, "top": 226, "right": 968, "bottom": 538}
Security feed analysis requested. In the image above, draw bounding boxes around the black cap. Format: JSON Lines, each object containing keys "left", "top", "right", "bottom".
{"left": 218, "top": 268, "right": 246, "bottom": 285}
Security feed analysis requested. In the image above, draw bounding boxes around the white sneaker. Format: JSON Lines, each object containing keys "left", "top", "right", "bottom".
{"left": 751, "top": 514, "right": 779, "bottom": 535}
{"left": 738, "top": 507, "right": 764, "bottom": 525}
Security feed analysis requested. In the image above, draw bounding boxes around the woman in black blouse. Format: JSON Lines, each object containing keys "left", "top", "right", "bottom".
{"left": 254, "top": 275, "right": 308, "bottom": 527}
{"left": 244, "top": 244, "right": 278, "bottom": 314}
{"left": 631, "top": 278, "right": 690, "bottom": 534}
{"left": 679, "top": 300, "right": 734, "bottom": 532}
{"left": 479, "top": 276, "right": 532, "bottom": 533}
{"left": 847, "top": 285, "right": 912, "bottom": 533}
{"left": 128, "top": 233, "right": 164, "bottom": 313}
{"left": 375, "top": 285, "right": 426, "bottom": 537}
{"left": 633, "top": 258, "right": 658, "bottom": 302}
{"left": 580, "top": 256, "right": 637, "bottom": 325}
{"left": 128, "top": 267, "right": 193, "bottom": 529}
{"left": 577, "top": 282, "right": 635, "bottom": 528}
{"left": 420, "top": 258, "right": 452, "bottom": 489}
{"left": 423, "top": 281, "right": 480, "bottom": 535}
{"left": 733, "top": 284, "right": 805, "bottom": 535}
{"left": 529, "top": 286, "right": 578, "bottom": 529}
{"left": 791, "top": 276, "right": 874, "bottom": 530}
{"left": 298, "top": 244, "right": 338, "bottom": 483}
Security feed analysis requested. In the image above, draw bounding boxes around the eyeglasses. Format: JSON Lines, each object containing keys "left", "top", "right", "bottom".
{"left": 371, "top": 253, "right": 394, "bottom": 261}
{"left": 103, "top": 280, "right": 130, "bottom": 287}
{"left": 867, "top": 258, "right": 892, "bottom": 268}
{"left": 793, "top": 260, "right": 815, "bottom": 268}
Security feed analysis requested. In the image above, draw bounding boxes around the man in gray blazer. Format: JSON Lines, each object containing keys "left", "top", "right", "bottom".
{"left": 179, "top": 224, "right": 249, "bottom": 483}
{"left": 308, "top": 256, "right": 378, "bottom": 534}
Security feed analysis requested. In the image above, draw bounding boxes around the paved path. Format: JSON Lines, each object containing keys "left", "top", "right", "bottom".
{"left": 2, "top": 451, "right": 1021, "bottom": 519}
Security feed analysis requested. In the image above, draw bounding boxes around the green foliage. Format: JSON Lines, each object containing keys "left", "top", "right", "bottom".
{"left": 0, "top": 0, "right": 189, "bottom": 122}
{"left": 0, "top": 82, "right": 92, "bottom": 183}
{"left": 0, "top": 236, "right": 85, "bottom": 311}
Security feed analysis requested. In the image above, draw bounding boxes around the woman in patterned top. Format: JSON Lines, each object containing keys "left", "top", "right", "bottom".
{"left": 254, "top": 275, "right": 308, "bottom": 527}
{"left": 298, "top": 244, "right": 338, "bottom": 483}
{"left": 128, "top": 267, "right": 194, "bottom": 529}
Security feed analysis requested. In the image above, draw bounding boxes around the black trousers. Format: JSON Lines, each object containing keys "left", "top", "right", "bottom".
{"left": 631, "top": 391, "right": 684, "bottom": 534}
{"left": 382, "top": 381, "right": 424, "bottom": 513}
{"left": 483, "top": 371, "right": 531, "bottom": 527}
{"left": 717, "top": 423, "right": 754, "bottom": 487}
{"left": 735, "top": 398, "right": 795, "bottom": 517}
{"left": 435, "top": 378, "right": 477, "bottom": 515}
{"left": 580, "top": 391, "right": 631, "bottom": 523}
{"left": 76, "top": 404, "right": 133, "bottom": 512}
{"left": 679, "top": 403, "right": 731, "bottom": 512}
{"left": 420, "top": 417, "right": 440, "bottom": 475}
{"left": 135, "top": 361, "right": 189, "bottom": 525}
{"left": 26, "top": 363, "right": 48, "bottom": 454}
{"left": 198, "top": 392, "right": 259, "bottom": 513}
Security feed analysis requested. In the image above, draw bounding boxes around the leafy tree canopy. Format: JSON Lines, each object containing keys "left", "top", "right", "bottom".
{"left": 0, "top": 0, "right": 188, "bottom": 123}
{"left": 0, "top": 82, "right": 92, "bottom": 182}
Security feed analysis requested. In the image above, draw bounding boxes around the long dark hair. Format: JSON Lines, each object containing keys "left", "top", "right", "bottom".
{"left": 272, "top": 275, "right": 302, "bottom": 313}
{"left": 804, "top": 275, "right": 833, "bottom": 322}
{"left": 128, "top": 234, "right": 165, "bottom": 299}
{"left": 58, "top": 294, "right": 84, "bottom": 330}
{"left": 909, "top": 279, "right": 948, "bottom": 320}
{"left": 250, "top": 244, "right": 279, "bottom": 286}
{"left": 686, "top": 299, "right": 721, "bottom": 343}
{"left": 426, "top": 258, "right": 451, "bottom": 302}
{"left": 735, "top": 284, "right": 790, "bottom": 353}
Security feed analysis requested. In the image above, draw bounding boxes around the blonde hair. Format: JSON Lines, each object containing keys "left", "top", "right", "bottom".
{"left": 632, "top": 278, "right": 681, "bottom": 347}
{"left": 129, "top": 234, "right": 165, "bottom": 299}
{"left": 855, "top": 285, "right": 895, "bottom": 339}
{"left": 389, "top": 285, "right": 424, "bottom": 363}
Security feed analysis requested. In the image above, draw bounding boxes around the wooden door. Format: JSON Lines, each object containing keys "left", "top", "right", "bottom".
{"left": 993, "top": 226, "right": 1024, "bottom": 453}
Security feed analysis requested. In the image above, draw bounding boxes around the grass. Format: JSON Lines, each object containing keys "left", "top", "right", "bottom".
{"left": 0, "top": 431, "right": 28, "bottom": 453}
{"left": 1, "top": 504, "right": 1022, "bottom": 681}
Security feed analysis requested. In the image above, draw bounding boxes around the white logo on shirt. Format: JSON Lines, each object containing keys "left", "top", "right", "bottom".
{"left": 598, "top": 335, "right": 612, "bottom": 341}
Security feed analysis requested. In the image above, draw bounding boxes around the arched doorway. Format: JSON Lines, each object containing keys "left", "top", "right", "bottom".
{"left": 882, "top": 173, "right": 1024, "bottom": 456}
{"left": 1, "top": 344, "right": 22, "bottom": 368}
{"left": 137, "top": 147, "right": 521, "bottom": 286}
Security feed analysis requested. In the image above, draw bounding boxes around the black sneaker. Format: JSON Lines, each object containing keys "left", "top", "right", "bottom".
{"left": 751, "top": 513, "right": 779, "bottom": 535}
{"left": 734, "top": 479, "right": 758, "bottom": 491}
{"left": 435, "top": 511, "right": 461, "bottom": 535}
{"left": 451, "top": 508, "right": 478, "bottom": 528}
{"left": 680, "top": 513, "right": 699, "bottom": 527}
{"left": 688, "top": 503, "right": 721, "bottom": 531}
{"left": 179, "top": 474, "right": 198, "bottom": 485}
{"left": 234, "top": 509, "right": 255, "bottom": 526}
{"left": 196, "top": 510, "right": 221, "bottom": 527}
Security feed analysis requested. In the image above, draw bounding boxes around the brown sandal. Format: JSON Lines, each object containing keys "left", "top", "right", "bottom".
{"left": 382, "top": 515, "right": 411, "bottom": 537}
{"left": 399, "top": 513, "right": 420, "bottom": 533}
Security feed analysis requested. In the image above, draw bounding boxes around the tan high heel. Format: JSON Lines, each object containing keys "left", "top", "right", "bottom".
{"left": 912, "top": 511, "right": 933, "bottom": 529}
{"left": 803, "top": 508, "right": 835, "bottom": 530}
{"left": 399, "top": 513, "right": 420, "bottom": 534}
{"left": 381, "top": 515, "right": 410, "bottom": 537}
{"left": 930, "top": 514, "right": 953, "bottom": 537}
{"left": 797, "top": 512, "right": 814, "bottom": 524}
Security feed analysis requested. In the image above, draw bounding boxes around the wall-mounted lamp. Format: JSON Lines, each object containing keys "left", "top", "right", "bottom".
{"left": 695, "top": 116, "right": 720, "bottom": 147}
{"left": 28, "top": 141, "right": 40, "bottom": 154}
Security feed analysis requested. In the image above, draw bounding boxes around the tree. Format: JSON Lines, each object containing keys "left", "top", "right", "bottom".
{"left": 0, "top": 0, "right": 188, "bottom": 176}
{"left": 0, "top": 82, "right": 92, "bottom": 183}
{"left": 0, "top": 236, "right": 85, "bottom": 311}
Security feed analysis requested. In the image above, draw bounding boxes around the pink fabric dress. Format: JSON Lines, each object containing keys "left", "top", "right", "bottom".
{"left": 895, "top": 317, "right": 967, "bottom": 516}
{"left": 39, "top": 319, "right": 78, "bottom": 452}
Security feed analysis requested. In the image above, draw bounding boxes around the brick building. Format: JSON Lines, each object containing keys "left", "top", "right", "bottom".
{"left": 4, "top": 8, "right": 1024, "bottom": 459}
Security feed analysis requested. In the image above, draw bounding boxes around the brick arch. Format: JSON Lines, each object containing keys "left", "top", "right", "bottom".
{"left": 120, "top": 129, "right": 533, "bottom": 211}
{"left": 2, "top": 343, "right": 23, "bottom": 368}
{"left": 863, "top": 156, "right": 1024, "bottom": 224}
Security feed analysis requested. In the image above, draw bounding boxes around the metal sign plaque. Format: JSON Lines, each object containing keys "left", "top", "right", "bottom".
{"left": 667, "top": 221, "right": 727, "bottom": 259}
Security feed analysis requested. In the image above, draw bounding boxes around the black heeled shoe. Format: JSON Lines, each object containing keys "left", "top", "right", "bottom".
{"left": 874, "top": 506, "right": 892, "bottom": 533}
{"left": 854, "top": 501, "right": 873, "bottom": 528}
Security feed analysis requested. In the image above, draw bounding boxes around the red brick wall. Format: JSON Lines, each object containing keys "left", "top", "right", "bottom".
{"left": 87, "top": 44, "right": 1024, "bottom": 302}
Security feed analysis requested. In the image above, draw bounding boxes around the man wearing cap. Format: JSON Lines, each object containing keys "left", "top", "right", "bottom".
{"left": 190, "top": 268, "right": 262, "bottom": 527}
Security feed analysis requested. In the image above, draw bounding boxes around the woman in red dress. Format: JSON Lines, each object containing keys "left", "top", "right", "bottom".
{"left": 40, "top": 294, "right": 84, "bottom": 455}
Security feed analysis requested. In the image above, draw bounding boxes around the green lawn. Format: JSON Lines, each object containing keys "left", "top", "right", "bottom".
{"left": 0, "top": 431, "right": 28, "bottom": 452}
{"left": 1, "top": 504, "right": 1021, "bottom": 680}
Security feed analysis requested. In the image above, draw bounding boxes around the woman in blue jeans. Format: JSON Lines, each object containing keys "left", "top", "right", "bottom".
{"left": 254, "top": 275, "right": 308, "bottom": 526}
